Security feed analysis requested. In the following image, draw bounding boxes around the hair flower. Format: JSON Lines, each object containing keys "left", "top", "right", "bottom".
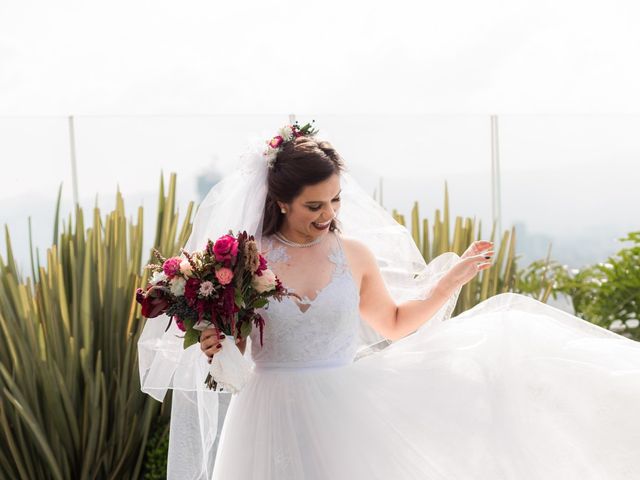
{"left": 262, "top": 120, "right": 319, "bottom": 169}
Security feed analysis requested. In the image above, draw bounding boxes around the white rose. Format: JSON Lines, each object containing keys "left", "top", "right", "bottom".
{"left": 170, "top": 276, "right": 186, "bottom": 296}
{"left": 252, "top": 269, "right": 277, "bottom": 293}
{"left": 150, "top": 271, "right": 167, "bottom": 285}
{"left": 179, "top": 258, "right": 193, "bottom": 277}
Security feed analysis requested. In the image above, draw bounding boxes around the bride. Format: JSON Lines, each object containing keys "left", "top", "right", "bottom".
{"left": 139, "top": 122, "right": 640, "bottom": 480}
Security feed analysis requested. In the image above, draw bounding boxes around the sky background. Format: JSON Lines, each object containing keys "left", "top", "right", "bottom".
{"left": 1, "top": 0, "right": 639, "bottom": 278}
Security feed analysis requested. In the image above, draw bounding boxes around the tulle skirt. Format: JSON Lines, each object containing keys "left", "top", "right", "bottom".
{"left": 211, "top": 293, "right": 640, "bottom": 480}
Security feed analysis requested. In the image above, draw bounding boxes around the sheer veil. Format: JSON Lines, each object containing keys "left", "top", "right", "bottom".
{"left": 137, "top": 135, "right": 462, "bottom": 479}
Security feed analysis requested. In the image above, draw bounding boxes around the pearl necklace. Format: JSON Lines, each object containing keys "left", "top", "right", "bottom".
{"left": 274, "top": 231, "right": 324, "bottom": 248}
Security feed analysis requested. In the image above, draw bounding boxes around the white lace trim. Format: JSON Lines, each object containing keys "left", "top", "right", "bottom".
{"left": 250, "top": 234, "right": 361, "bottom": 366}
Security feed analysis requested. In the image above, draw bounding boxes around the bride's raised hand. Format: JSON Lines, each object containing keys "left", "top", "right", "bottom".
{"left": 461, "top": 240, "right": 493, "bottom": 259}
{"left": 444, "top": 251, "right": 494, "bottom": 288}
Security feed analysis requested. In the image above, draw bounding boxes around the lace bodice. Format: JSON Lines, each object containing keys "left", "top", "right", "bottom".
{"left": 249, "top": 233, "right": 362, "bottom": 368}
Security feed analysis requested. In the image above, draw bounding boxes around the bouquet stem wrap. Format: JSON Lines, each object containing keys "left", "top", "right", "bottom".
{"left": 206, "top": 335, "right": 252, "bottom": 393}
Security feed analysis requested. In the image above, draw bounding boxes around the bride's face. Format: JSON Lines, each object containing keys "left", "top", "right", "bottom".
{"left": 278, "top": 173, "right": 341, "bottom": 239}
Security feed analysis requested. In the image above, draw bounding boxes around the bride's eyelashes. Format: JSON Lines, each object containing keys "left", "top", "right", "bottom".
{"left": 307, "top": 198, "right": 341, "bottom": 212}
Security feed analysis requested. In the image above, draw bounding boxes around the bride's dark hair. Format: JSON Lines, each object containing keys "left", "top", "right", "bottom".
{"left": 262, "top": 136, "right": 345, "bottom": 236}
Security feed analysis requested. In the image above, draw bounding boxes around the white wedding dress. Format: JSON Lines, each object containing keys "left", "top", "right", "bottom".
{"left": 207, "top": 232, "right": 640, "bottom": 479}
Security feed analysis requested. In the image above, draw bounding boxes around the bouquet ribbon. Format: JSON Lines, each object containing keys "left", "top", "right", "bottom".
{"left": 209, "top": 335, "right": 252, "bottom": 393}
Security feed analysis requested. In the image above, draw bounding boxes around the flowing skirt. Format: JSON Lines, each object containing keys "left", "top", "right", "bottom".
{"left": 211, "top": 293, "right": 640, "bottom": 480}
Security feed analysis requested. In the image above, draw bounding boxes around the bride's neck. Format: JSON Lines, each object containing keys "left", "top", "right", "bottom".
{"left": 276, "top": 224, "right": 325, "bottom": 244}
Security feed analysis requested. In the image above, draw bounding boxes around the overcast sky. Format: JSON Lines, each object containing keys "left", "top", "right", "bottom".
{"left": 2, "top": 0, "right": 640, "bottom": 114}
{"left": 1, "top": 0, "right": 639, "bottom": 273}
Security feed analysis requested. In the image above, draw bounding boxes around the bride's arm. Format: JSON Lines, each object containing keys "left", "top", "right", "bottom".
{"left": 388, "top": 282, "right": 460, "bottom": 340}
{"left": 345, "top": 239, "right": 464, "bottom": 341}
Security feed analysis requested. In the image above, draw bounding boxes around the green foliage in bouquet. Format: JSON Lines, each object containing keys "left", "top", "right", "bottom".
{"left": 392, "top": 181, "right": 520, "bottom": 315}
{"left": 0, "top": 173, "right": 192, "bottom": 479}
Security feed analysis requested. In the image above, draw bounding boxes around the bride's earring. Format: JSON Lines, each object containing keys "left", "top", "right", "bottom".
{"left": 280, "top": 208, "right": 286, "bottom": 214}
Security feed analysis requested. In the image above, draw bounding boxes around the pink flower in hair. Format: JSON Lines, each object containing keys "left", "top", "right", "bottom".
{"left": 268, "top": 136, "right": 284, "bottom": 149}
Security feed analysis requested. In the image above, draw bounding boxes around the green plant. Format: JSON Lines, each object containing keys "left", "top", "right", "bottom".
{"left": 512, "top": 244, "right": 560, "bottom": 302}
{"left": 141, "top": 418, "right": 170, "bottom": 479}
{"left": 551, "top": 232, "right": 639, "bottom": 340}
{"left": 513, "top": 231, "right": 640, "bottom": 340}
{"left": 0, "top": 173, "right": 192, "bottom": 479}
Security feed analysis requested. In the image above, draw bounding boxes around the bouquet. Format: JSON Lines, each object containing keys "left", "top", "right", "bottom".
{"left": 135, "top": 231, "right": 290, "bottom": 392}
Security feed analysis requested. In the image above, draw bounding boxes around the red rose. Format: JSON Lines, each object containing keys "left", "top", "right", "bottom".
{"left": 140, "top": 290, "right": 169, "bottom": 318}
{"left": 135, "top": 287, "right": 146, "bottom": 304}
{"left": 137, "top": 285, "right": 171, "bottom": 318}
{"left": 213, "top": 234, "right": 239, "bottom": 262}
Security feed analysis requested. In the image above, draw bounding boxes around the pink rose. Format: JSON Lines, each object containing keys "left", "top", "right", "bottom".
{"left": 216, "top": 267, "right": 234, "bottom": 285}
{"left": 268, "top": 136, "right": 284, "bottom": 149}
{"left": 213, "top": 235, "right": 239, "bottom": 262}
{"left": 162, "top": 257, "right": 182, "bottom": 278}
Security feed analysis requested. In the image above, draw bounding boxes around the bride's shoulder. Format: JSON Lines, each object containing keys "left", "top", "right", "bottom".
{"left": 337, "top": 234, "right": 365, "bottom": 249}
{"left": 336, "top": 234, "right": 376, "bottom": 266}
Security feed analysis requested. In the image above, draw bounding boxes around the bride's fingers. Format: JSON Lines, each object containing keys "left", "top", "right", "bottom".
{"left": 471, "top": 256, "right": 494, "bottom": 271}
{"left": 204, "top": 343, "right": 223, "bottom": 358}
{"left": 201, "top": 332, "right": 224, "bottom": 353}
{"left": 200, "top": 327, "right": 216, "bottom": 340}
{"left": 465, "top": 252, "right": 494, "bottom": 263}
{"left": 201, "top": 327, "right": 225, "bottom": 343}
{"left": 472, "top": 240, "right": 492, "bottom": 249}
